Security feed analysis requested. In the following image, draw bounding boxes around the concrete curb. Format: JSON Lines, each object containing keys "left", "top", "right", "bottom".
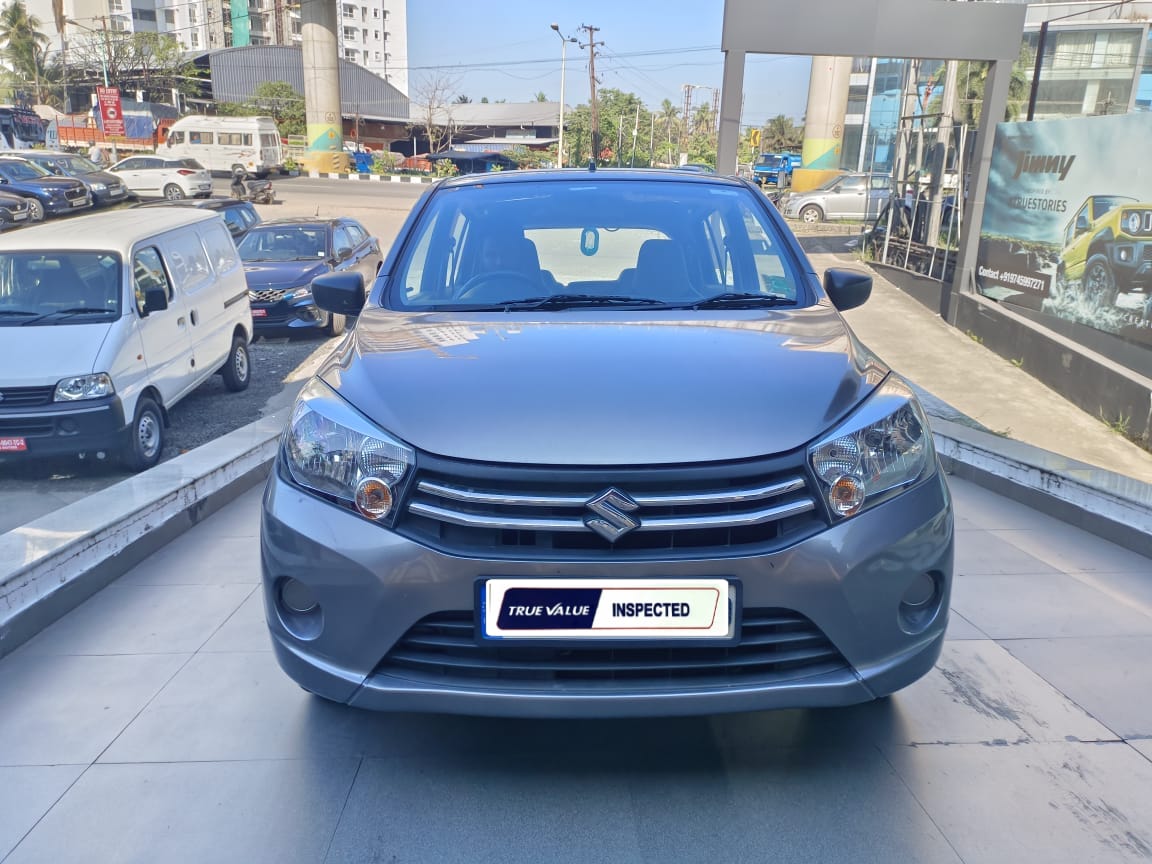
{"left": 931, "top": 416, "right": 1152, "bottom": 557}
{"left": 2, "top": 404, "right": 1150, "bottom": 660}
{"left": 306, "top": 171, "right": 435, "bottom": 183}
{"left": 0, "top": 410, "right": 287, "bottom": 659}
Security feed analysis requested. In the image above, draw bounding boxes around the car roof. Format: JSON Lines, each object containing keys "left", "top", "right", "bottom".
{"left": 135, "top": 197, "right": 249, "bottom": 211}
{"left": 435, "top": 168, "right": 748, "bottom": 191}
{"left": 0, "top": 208, "right": 219, "bottom": 253}
{"left": 251, "top": 217, "right": 341, "bottom": 228}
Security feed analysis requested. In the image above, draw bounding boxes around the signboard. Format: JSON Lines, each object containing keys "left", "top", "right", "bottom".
{"left": 96, "top": 86, "right": 124, "bottom": 138}
{"left": 976, "top": 113, "right": 1152, "bottom": 349}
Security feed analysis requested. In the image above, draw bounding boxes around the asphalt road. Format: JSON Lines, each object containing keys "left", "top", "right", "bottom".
{"left": 0, "top": 176, "right": 424, "bottom": 534}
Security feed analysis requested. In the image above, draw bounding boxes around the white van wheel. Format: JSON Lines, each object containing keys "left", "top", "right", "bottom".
{"left": 122, "top": 397, "right": 164, "bottom": 472}
{"left": 163, "top": 184, "right": 186, "bottom": 201}
{"left": 222, "top": 336, "right": 251, "bottom": 392}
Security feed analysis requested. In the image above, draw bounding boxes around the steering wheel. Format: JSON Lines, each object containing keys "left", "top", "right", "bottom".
{"left": 456, "top": 271, "right": 540, "bottom": 301}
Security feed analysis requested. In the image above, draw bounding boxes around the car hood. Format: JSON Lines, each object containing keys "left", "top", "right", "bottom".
{"left": 319, "top": 306, "right": 889, "bottom": 465}
{"left": 243, "top": 260, "right": 330, "bottom": 290}
{"left": 79, "top": 170, "right": 123, "bottom": 186}
{"left": 0, "top": 321, "right": 112, "bottom": 385}
{"left": 1, "top": 177, "right": 83, "bottom": 193}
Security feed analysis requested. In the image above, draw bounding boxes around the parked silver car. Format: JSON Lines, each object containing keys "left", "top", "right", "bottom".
{"left": 782, "top": 173, "right": 892, "bottom": 223}
{"left": 261, "top": 169, "right": 953, "bottom": 717}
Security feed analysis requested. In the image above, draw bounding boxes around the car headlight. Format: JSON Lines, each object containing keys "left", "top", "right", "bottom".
{"left": 89, "top": 182, "right": 107, "bottom": 191}
{"left": 54, "top": 373, "right": 114, "bottom": 401}
{"left": 1122, "top": 210, "right": 1145, "bottom": 235}
{"left": 284, "top": 284, "right": 313, "bottom": 302}
{"left": 283, "top": 377, "right": 414, "bottom": 522}
{"left": 808, "top": 375, "right": 933, "bottom": 519}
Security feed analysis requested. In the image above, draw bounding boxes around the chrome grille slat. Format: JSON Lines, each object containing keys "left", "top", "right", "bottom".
{"left": 416, "top": 476, "right": 807, "bottom": 509}
{"left": 408, "top": 498, "right": 815, "bottom": 533}
{"left": 251, "top": 288, "right": 286, "bottom": 303}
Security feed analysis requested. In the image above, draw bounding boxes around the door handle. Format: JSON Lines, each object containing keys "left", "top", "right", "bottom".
{"left": 190, "top": 309, "right": 199, "bottom": 326}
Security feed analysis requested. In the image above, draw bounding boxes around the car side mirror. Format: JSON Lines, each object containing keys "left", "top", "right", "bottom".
{"left": 1075, "top": 216, "right": 1090, "bottom": 236}
{"left": 312, "top": 271, "right": 365, "bottom": 317}
{"left": 336, "top": 245, "right": 353, "bottom": 260}
{"left": 143, "top": 286, "right": 169, "bottom": 315}
{"left": 824, "top": 268, "right": 872, "bottom": 311}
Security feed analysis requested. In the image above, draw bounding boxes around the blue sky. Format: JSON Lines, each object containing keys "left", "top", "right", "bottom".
{"left": 405, "top": 0, "right": 812, "bottom": 126}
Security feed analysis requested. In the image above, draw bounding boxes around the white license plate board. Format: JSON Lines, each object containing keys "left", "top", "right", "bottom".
{"left": 0, "top": 437, "right": 28, "bottom": 452}
{"left": 13, "top": 212, "right": 26, "bottom": 220}
{"left": 481, "top": 578, "right": 734, "bottom": 641}
{"left": 71, "top": 199, "right": 87, "bottom": 207}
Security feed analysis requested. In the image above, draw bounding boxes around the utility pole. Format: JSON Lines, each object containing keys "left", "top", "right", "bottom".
{"left": 927, "top": 60, "right": 959, "bottom": 250}
{"left": 580, "top": 24, "right": 601, "bottom": 163}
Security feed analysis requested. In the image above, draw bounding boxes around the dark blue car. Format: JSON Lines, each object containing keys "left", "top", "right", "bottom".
{"left": 0, "top": 157, "right": 91, "bottom": 221}
{"left": 238, "top": 218, "right": 382, "bottom": 337}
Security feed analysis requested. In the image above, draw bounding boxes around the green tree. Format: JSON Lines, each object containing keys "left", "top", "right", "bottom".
{"left": 68, "top": 30, "right": 199, "bottom": 98}
{"left": 927, "top": 49, "right": 1032, "bottom": 126}
{"left": 534, "top": 90, "right": 548, "bottom": 102}
{"left": 0, "top": 0, "right": 50, "bottom": 103}
{"left": 217, "top": 80, "right": 305, "bottom": 137}
{"left": 761, "top": 114, "right": 802, "bottom": 153}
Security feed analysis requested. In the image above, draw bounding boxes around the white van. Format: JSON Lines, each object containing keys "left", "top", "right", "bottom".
{"left": 0, "top": 209, "right": 253, "bottom": 471}
{"left": 164, "top": 116, "right": 284, "bottom": 176}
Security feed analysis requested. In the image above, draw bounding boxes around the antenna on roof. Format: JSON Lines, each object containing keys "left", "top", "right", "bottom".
{"left": 588, "top": 160, "right": 596, "bottom": 172}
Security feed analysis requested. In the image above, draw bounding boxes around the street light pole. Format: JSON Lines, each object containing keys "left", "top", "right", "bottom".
{"left": 550, "top": 23, "right": 576, "bottom": 168}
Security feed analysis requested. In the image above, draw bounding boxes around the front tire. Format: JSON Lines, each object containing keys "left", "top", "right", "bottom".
{"left": 324, "top": 312, "right": 346, "bottom": 337}
{"left": 221, "top": 336, "right": 251, "bottom": 392}
{"left": 122, "top": 397, "right": 164, "bottom": 472}
{"left": 1081, "top": 253, "right": 1118, "bottom": 310}
{"left": 163, "top": 183, "right": 186, "bottom": 201}
{"left": 27, "top": 199, "right": 44, "bottom": 222}
{"left": 800, "top": 204, "right": 823, "bottom": 224}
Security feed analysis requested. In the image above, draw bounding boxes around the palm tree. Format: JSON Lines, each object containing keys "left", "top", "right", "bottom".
{"left": 762, "top": 114, "right": 801, "bottom": 153}
{"left": 0, "top": 0, "right": 49, "bottom": 103}
{"left": 928, "top": 50, "right": 1031, "bottom": 126}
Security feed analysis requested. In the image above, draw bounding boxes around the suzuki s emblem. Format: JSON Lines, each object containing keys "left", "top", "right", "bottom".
{"left": 584, "top": 487, "right": 640, "bottom": 542}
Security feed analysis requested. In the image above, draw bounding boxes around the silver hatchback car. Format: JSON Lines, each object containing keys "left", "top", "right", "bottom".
{"left": 782, "top": 173, "right": 892, "bottom": 224}
{"left": 261, "top": 169, "right": 953, "bottom": 717}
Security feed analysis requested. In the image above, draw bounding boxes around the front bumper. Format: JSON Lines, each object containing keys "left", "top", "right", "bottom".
{"left": 251, "top": 297, "right": 327, "bottom": 334}
{"left": 92, "top": 185, "right": 129, "bottom": 206}
{"left": 44, "top": 194, "right": 92, "bottom": 215}
{"left": 1107, "top": 240, "right": 1152, "bottom": 292}
{"left": 260, "top": 465, "right": 954, "bottom": 717}
{"left": 0, "top": 395, "right": 128, "bottom": 458}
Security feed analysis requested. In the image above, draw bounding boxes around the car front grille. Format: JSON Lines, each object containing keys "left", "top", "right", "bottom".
{"left": 64, "top": 187, "right": 87, "bottom": 201}
{"left": 374, "top": 608, "right": 850, "bottom": 691}
{"left": 396, "top": 453, "right": 825, "bottom": 559}
{"left": 0, "top": 385, "right": 55, "bottom": 407}
{"left": 0, "top": 417, "right": 53, "bottom": 436}
{"left": 251, "top": 289, "right": 286, "bottom": 303}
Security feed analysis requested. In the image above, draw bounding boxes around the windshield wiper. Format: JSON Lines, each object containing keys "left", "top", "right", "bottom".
{"left": 687, "top": 292, "right": 798, "bottom": 309}
{"left": 494, "top": 293, "right": 669, "bottom": 310}
{"left": 0, "top": 309, "right": 40, "bottom": 316}
{"left": 24, "top": 307, "right": 114, "bottom": 325}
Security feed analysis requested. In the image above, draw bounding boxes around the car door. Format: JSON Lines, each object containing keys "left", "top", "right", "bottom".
{"left": 129, "top": 157, "right": 165, "bottom": 195}
{"left": 131, "top": 245, "right": 194, "bottom": 408}
{"left": 340, "top": 221, "right": 380, "bottom": 282}
{"left": 157, "top": 226, "right": 220, "bottom": 394}
{"left": 332, "top": 224, "right": 361, "bottom": 279}
{"left": 832, "top": 176, "right": 869, "bottom": 220}
{"left": 867, "top": 176, "right": 890, "bottom": 221}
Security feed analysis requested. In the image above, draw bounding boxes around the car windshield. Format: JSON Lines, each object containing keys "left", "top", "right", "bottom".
{"left": 47, "top": 155, "right": 101, "bottom": 175}
{"left": 0, "top": 251, "right": 122, "bottom": 325}
{"left": 757, "top": 155, "right": 783, "bottom": 168}
{"left": 390, "top": 178, "right": 805, "bottom": 310}
{"left": 0, "top": 160, "right": 50, "bottom": 181}
{"left": 239, "top": 225, "right": 329, "bottom": 261}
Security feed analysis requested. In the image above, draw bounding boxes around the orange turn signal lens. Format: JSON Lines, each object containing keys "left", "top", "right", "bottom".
{"left": 828, "top": 475, "right": 865, "bottom": 517}
{"left": 354, "top": 477, "right": 394, "bottom": 520}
